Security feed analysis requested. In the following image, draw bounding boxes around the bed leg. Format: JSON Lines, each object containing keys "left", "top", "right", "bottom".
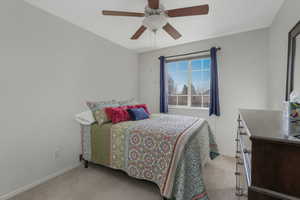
{"left": 84, "top": 160, "right": 89, "bottom": 168}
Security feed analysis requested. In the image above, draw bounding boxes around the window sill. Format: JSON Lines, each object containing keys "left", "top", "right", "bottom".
{"left": 169, "top": 106, "right": 209, "bottom": 111}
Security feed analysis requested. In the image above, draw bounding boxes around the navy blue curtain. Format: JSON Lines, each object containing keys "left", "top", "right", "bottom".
{"left": 159, "top": 56, "right": 168, "bottom": 113}
{"left": 209, "top": 47, "right": 220, "bottom": 116}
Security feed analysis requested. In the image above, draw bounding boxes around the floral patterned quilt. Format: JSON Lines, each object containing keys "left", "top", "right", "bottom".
{"left": 81, "top": 114, "right": 219, "bottom": 200}
{"left": 109, "top": 114, "right": 219, "bottom": 200}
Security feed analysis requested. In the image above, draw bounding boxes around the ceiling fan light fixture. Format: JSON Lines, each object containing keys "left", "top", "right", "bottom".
{"left": 142, "top": 14, "right": 167, "bottom": 32}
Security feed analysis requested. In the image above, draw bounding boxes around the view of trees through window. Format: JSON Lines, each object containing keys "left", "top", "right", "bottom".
{"left": 167, "top": 57, "right": 211, "bottom": 108}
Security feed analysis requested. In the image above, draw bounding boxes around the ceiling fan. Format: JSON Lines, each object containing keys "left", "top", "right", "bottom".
{"left": 102, "top": 0, "right": 209, "bottom": 40}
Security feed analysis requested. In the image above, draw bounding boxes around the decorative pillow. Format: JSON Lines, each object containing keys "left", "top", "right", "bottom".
{"left": 118, "top": 98, "right": 139, "bottom": 106}
{"left": 75, "top": 110, "right": 96, "bottom": 125}
{"left": 127, "top": 104, "right": 150, "bottom": 115}
{"left": 127, "top": 108, "right": 150, "bottom": 121}
{"left": 104, "top": 106, "right": 122, "bottom": 121}
{"left": 104, "top": 107, "right": 114, "bottom": 121}
{"left": 111, "top": 106, "right": 131, "bottom": 124}
{"left": 86, "top": 100, "right": 119, "bottom": 125}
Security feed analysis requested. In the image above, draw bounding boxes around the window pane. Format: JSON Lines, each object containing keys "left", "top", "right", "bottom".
{"left": 191, "top": 83, "right": 198, "bottom": 95}
{"left": 203, "top": 95, "right": 210, "bottom": 107}
{"left": 168, "top": 71, "right": 188, "bottom": 95}
{"left": 203, "top": 89, "right": 210, "bottom": 95}
{"left": 168, "top": 96, "right": 177, "bottom": 105}
{"left": 180, "top": 84, "right": 188, "bottom": 95}
{"left": 192, "top": 71, "right": 210, "bottom": 94}
{"left": 167, "top": 58, "right": 211, "bottom": 108}
{"left": 203, "top": 59, "right": 211, "bottom": 70}
{"left": 167, "top": 62, "right": 176, "bottom": 73}
{"left": 177, "top": 61, "right": 188, "bottom": 71}
{"left": 191, "top": 71, "right": 201, "bottom": 94}
{"left": 191, "top": 96, "right": 202, "bottom": 107}
{"left": 168, "top": 73, "right": 176, "bottom": 95}
{"left": 178, "top": 96, "right": 188, "bottom": 106}
{"left": 191, "top": 59, "right": 202, "bottom": 70}
{"left": 191, "top": 71, "right": 201, "bottom": 95}
{"left": 202, "top": 71, "right": 210, "bottom": 81}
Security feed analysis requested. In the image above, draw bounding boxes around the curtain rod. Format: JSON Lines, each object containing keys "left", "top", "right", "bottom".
{"left": 161, "top": 47, "right": 221, "bottom": 59}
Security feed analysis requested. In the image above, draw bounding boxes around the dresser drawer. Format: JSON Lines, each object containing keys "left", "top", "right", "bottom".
{"left": 238, "top": 133, "right": 251, "bottom": 186}
{"left": 239, "top": 131, "right": 252, "bottom": 153}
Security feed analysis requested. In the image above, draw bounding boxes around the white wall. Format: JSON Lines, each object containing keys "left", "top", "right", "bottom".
{"left": 0, "top": 0, "right": 138, "bottom": 198}
{"left": 139, "top": 29, "right": 269, "bottom": 156}
{"left": 268, "top": 1, "right": 300, "bottom": 109}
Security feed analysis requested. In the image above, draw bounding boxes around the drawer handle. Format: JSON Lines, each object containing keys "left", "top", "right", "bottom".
{"left": 237, "top": 161, "right": 243, "bottom": 165}
{"left": 235, "top": 138, "right": 240, "bottom": 142}
{"left": 238, "top": 126, "right": 244, "bottom": 129}
{"left": 235, "top": 188, "right": 248, "bottom": 197}
{"left": 235, "top": 192, "right": 243, "bottom": 197}
{"left": 236, "top": 150, "right": 241, "bottom": 154}
{"left": 243, "top": 149, "right": 251, "bottom": 154}
{"left": 236, "top": 186, "right": 243, "bottom": 191}
{"left": 234, "top": 172, "right": 241, "bottom": 176}
{"left": 240, "top": 132, "right": 247, "bottom": 136}
{"left": 236, "top": 191, "right": 248, "bottom": 197}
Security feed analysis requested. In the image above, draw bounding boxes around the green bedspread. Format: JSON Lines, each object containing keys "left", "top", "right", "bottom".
{"left": 91, "top": 123, "right": 112, "bottom": 166}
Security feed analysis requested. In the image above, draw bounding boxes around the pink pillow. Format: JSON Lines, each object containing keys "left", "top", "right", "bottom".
{"left": 105, "top": 107, "right": 114, "bottom": 121}
{"left": 128, "top": 104, "right": 150, "bottom": 114}
{"left": 110, "top": 106, "right": 131, "bottom": 124}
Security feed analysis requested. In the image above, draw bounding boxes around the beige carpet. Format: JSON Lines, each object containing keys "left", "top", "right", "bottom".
{"left": 10, "top": 156, "right": 237, "bottom": 200}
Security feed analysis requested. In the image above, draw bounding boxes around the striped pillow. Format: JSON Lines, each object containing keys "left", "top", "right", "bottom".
{"left": 86, "top": 100, "right": 119, "bottom": 125}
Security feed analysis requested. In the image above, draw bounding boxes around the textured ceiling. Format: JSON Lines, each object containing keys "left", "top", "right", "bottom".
{"left": 24, "top": 0, "right": 285, "bottom": 52}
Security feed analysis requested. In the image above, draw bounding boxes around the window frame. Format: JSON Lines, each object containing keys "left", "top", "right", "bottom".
{"left": 167, "top": 56, "right": 211, "bottom": 110}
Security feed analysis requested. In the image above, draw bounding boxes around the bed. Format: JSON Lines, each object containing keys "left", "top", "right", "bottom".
{"left": 79, "top": 113, "right": 219, "bottom": 200}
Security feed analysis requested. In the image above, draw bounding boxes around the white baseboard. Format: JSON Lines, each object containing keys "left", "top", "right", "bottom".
{"left": 0, "top": 163, "right": 81, "bottom": 200}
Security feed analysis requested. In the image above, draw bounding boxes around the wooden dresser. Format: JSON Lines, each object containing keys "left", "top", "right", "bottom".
{"left": 235, "top": 109, "right": 300, "bottom": 200}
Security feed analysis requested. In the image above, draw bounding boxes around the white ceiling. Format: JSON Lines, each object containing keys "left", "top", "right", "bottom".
{"left": 24, "top": 0, "right": 285, "bottom": 52}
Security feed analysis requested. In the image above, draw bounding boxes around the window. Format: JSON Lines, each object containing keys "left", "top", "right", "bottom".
{"left": 167, "top": 57, "right": 211, "bottom": 109}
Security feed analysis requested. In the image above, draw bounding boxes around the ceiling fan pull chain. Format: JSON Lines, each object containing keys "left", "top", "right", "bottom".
{"left": 153, "top": 30, "right": 158, "bottom": 49}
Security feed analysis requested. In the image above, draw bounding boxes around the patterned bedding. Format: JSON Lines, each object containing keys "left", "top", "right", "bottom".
{"left": 81, "top": 114, "right": 219, "bottom": 200}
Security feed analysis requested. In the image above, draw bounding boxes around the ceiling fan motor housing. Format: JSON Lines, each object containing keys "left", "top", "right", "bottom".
{"left": 143, "top": 4, "right": 167, "bottom": 32}
{"left": 144, "top": 4, "right": 165, "bottom": 16}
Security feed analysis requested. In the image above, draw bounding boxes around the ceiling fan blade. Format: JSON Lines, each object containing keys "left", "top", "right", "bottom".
{"left": 163, "top": 23, "right": 182, "bottom": 40}
{"left": 131, "top": 25, "right": 147, "bottom": 40}
{"left": 167, "top": 5, "right": 209, "bottom": 17}
{"left": 102, "top": 10, "right": 145, "bottom": 17}
{"left": 148, "top": 0, "right": 159, "bottom": 9}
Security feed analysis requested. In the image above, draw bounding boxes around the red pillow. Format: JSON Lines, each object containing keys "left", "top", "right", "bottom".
{"left": 105, "top": 107, "right": 114, "bottom": 121}
{"left": 127, "top": 104, "right": 150, "bottom": 114}
{"left": 110, "top": 106, "right": 131, "bottom": 124}
{"left": 106, "top": 104, "right": 150, "bottom": 123}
